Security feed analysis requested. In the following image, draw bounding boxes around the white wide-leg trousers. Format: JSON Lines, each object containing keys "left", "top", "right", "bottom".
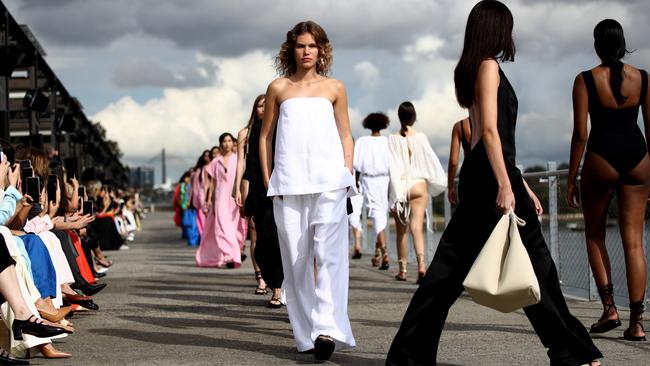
{"left": 273, "top": 188, "right": 356, "bottom": 352}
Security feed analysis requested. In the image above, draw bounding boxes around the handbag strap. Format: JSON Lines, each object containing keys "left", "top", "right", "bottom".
{"left": 507, "top": 210, "right": 526, "bottom": 227}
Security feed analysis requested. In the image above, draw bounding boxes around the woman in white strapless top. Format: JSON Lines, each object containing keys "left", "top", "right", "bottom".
{"left": 259, "top": 20, "right": 356, "bottom": 361}
{"left": 388, "top": 102, "right": 447, "bottom": 283}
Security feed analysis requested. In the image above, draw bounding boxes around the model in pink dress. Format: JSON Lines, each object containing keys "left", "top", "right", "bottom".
{"left": 195, "top": 134, "right": 242, "bottom": 268}
{"left": 191, "top": 150, "right": 211, "bottom": 236}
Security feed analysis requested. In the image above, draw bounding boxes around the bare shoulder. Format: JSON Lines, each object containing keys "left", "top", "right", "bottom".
{"left": 237, "top": 127, "right": 248, "bottom": 140}
{"left": 325, "top": 78, "right": 346, "bottom": 94}
{"left": 478, "top": 59, "right": 499, "bottom": 75}
{"left": 267, "top": 77, "right": 290, "bottom": 94}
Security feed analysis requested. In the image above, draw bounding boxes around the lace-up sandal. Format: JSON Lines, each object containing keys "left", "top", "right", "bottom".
{"left": 623, "top": 301, "right": 646, "bottom": 341}
{"left": 395, "top": 260, "right": 407, "bottom": 281}
{"left": 379, "top": 247, "right": 389, "bottom": 270}
{"left": 254, "top": 271, "right": 268, "bottom": 295}
{"left": 371, "top": 248, "right": 381, "bottom": 267}
{"left": 416, "top": 254, "right": 426, "bottom": 284}
{"left": 589, "top": 284, "right": 621, "bottom": 333}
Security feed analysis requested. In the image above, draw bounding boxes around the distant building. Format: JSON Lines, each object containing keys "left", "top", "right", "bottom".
{"left": 130, "top": 166, "right": 155, "bottom": 190}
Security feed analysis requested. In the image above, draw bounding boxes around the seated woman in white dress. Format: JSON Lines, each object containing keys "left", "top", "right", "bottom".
{"left": 388, "top": 101, "right": 447, "bottom": 283}
{"left": 353, "top": 112, "right": 391, "bottom": 269}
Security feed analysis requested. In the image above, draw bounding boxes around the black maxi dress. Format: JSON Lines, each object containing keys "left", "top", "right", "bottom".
{"left": 386, "top": 68, "right": 603, "bottom": 366}
{"left": 244, "top": 120, "right": 284, "bottom": 289}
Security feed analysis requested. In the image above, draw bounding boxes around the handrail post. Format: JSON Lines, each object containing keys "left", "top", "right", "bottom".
{"left": 547, "top": 161, "right": 560, "bottom": 273}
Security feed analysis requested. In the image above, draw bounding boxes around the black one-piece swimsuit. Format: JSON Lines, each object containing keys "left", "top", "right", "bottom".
{"left": 582, "top": 69, "right": 648, "bottom": 176}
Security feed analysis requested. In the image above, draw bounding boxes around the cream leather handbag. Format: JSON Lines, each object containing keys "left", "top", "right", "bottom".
{"left": 462, "top": 210, "right": 541, "bottom": 313}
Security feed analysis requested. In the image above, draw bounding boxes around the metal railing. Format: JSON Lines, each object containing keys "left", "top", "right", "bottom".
{"left": 353, "top": 161, "right": 650, "bottom": 305}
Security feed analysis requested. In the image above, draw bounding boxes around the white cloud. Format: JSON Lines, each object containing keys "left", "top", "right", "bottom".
{"left": 93, "top": 51, "right": 276, "bottom": 161}
{"left": 403, "top": 35, "right": 445, "bottom": 62}
{"left": 354, "top": 61, "right": 380, "bottom": 90}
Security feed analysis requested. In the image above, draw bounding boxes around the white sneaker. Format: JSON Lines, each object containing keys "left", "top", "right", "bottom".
{"left": 119, "top": 244, "right": 130, "bottom": 250}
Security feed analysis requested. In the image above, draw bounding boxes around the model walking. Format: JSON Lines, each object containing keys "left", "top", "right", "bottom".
{"left": 196, "top": 133, "right": 242, "bottom": 268}
{"left": 388, "top": 102, "right": 447, "bottom": 283}
{"left": 260, "top": 20, "right": 356, "bottom": 360}
{"left": 386, "top": 1, "right": 602, "bottom": 365}
{"left": 353, "top": 112, "right": 391, "bottom": 269}
{"left": 567, "top": 18, "right": 650, "bottom": 341}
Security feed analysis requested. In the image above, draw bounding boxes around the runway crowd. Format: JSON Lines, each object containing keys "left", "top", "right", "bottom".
{"left": 170, "top": 1, "right": 648, "bottom": 365}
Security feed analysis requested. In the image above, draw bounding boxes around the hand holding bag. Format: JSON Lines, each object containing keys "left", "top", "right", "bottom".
{"left": 462, "top": 210, "right": 541, "bottom": 313}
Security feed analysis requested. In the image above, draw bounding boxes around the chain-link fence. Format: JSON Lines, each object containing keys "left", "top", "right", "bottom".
{"left": 352, "top": 162, "right": 650, "bottom": 306}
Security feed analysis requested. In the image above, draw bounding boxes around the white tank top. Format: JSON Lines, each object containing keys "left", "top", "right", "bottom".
{"left": 267, "top": 97, "right": 354, "bottom": 196}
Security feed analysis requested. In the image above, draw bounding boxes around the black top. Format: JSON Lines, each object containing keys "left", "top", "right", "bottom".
{"left": 582, "top": 69, "right": 648, "bottom": 174}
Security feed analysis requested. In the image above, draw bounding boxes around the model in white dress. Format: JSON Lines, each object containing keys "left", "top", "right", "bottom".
{"left": 352, "top": 112, "right": 392, "bottom": 269}
{"left": 388, "top": 102, "right": 446, "bottom": 283}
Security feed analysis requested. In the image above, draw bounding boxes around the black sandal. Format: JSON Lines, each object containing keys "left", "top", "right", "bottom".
{"left": 590, "top": 284, "right": 621, "bottom": 333}
{"left": 267, "top": 297, "right": 282, "bottom": 309}
{"left": 254, "top": 271, "right": 268, "bottom": 295}
{"left": 0, "top": 347, "right": 29, "bottom": 365}
{"left": 623, "top": 301, "right": 646, "bottom": 341}
{"left": 314, "top": 335, "right": 335, "bottom": 361}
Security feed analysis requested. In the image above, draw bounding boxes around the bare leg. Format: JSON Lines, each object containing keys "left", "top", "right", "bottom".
{"left": 353, "top": 228, "right": 362, "bottom": 254}
{"left": 581, "top": 152, "right": 619, "bottom": 323}
{"left": 408, "top": 181, "right": 429, "bottom": 277}
{"left": 393, "top": 212, "right": 408, "bottom": 280}
{"left": 617, "top": 155, "right": 650, "bottom": 337}
{"left": 0, "top": 265, "right": 33, "bottom": 320}
{"left": 249, "top": 219, "right": 266, "bottom": 289}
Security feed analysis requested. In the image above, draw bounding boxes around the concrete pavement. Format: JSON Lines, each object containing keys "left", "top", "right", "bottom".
{"left": 37, "top": 211, "right": 650, "bottom": 365}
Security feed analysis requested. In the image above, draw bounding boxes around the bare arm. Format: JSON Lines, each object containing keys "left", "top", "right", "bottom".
{"left": 476, "top": 60, "right": 514, "bottom": 213}
{"left": 522, "top": 178, "right": 543, "bottom": 215}
{"left": 567, "top": 74, "right": 589, "bottom": 208}
{"left": 332, "top": 80, "right": 354, "bottom": 172}
{"left": 447, "top": 122, "right": 461, "bottom": 204}
{"left": 233, "top": 128, "right": 248, "bottom": 205}
{"left": 260, "top": 81, "right": 281, "bottom": 189}
{"left": 641, "top": 71, "right": 650, "bottom": 154}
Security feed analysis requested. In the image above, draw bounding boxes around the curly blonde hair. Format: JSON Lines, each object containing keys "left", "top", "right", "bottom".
{"left": 274, "top": 21, "right": 333, "bottom": 77}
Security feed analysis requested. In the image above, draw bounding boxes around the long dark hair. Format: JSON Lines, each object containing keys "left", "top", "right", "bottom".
{"left": 594, "top": 19, "right": 630, "bottom": 105}
{"left": 397, "top": 102, "right": 416, "bottom": 137}
{"left": 454, "top": 0, "right": 515, "bottom": 109}
{"left": 194, "top": 150, "right": 210, "bottom": 169}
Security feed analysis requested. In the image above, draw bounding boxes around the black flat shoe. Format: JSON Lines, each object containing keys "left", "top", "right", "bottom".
{"left": 590, "top": 318, "right": 621, "bottom": 333}
{"left": 71, "top": 282, "right": 106, "bottom": 296}
{"left": 314, "top": 335, "right": 335, "bottom": 361}
{"left": 351, "top": 250, "right": 362, "bottom": 259}
{"left": 12, "top": 315, "right": 65, "bottom": 340}
{"left": 63, "top": 299, "right": 99, "bottom": 311}
{"left": 0, "top": 347, "right": 29, "bottom": 365}
{"left": 267, "top": 297, "right": 282, "bottom": 309}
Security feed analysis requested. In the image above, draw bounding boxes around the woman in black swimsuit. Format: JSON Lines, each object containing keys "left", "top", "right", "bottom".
{"left": 386, "top": 1, "right": 602, "bottom": 365}
{"left": 567, "top": 19, "right": 650, "bottom": 342}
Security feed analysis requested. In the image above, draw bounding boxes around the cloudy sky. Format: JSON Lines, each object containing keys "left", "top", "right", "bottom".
{"left": 4, "top": 0, "right": 650, "bottom": 183}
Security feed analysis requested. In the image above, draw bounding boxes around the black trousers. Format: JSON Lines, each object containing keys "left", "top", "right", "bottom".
{"left": 386, "top": 153, "right": 602, "bottom": 366}
{"left": 252, "top": 196, "right": 284, "bottom": 289}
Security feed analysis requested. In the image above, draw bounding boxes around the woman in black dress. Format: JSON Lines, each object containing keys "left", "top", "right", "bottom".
{"left": 386, "top": 1, "right": 602, "bottom": 365}
{"left": 243, "top": 95, "right": 284, "bottom": 308}
{"left": 567, "top": 19, "right": 650, "bottom": 341}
